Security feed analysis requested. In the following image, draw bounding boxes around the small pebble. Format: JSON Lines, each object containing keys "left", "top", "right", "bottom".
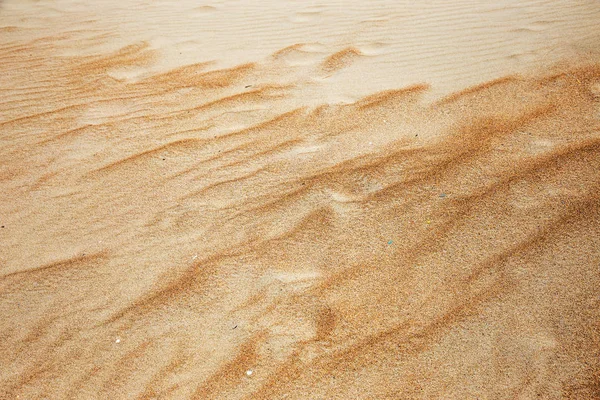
{"left": 387, "top": 240, "right": 393, "bottom": 245}
{"left": 439, "top": 193, "right": 447, "bottom": 198}
{"left": 246, "top": 370, "right": 253, "bottom": 376}
{"left": 115, "top": 338, "right": 121, "bottom": 343}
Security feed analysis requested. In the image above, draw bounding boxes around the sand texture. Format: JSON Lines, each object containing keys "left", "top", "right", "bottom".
{"left": 2, "top": 1, "right": 600, "bottom": 399}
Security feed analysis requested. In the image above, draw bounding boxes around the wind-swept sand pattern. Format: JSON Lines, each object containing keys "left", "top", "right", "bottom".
{"left": 1, "top": 1, "right": 600, "bottom": 399}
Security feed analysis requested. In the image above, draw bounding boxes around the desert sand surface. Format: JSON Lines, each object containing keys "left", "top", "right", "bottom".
{"left": 2, "top": 1, "right": 600, "bottom": 399}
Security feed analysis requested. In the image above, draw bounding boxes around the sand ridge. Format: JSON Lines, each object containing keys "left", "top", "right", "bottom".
{"left": 1, "top": 1, "right": 600, "bottom": 399}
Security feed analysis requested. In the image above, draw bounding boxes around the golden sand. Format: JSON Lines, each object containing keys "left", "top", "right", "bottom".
{"left": 1, "top": 1, "right": 600, "bottom": 398}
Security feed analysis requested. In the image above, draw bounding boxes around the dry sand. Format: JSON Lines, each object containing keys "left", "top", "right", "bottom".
{"left": 1, "top": 1, "right": 600, "bottom": 399}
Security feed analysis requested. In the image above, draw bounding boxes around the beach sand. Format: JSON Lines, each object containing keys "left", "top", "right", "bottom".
{"left": 1, "top": 1, "right": 600, "bottom": 398}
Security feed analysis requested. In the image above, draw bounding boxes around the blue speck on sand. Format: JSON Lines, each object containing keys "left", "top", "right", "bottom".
{"left": 388, "top": 240, "right": 393, "bottom": 245}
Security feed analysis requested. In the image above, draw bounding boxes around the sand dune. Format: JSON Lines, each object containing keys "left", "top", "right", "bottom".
{"left": 1, "top": 1, "right": 600, "bottom": 399}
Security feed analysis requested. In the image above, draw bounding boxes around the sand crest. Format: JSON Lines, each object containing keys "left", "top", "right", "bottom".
{"left": 1, "top": 1, "right": 600, "bottom": 399}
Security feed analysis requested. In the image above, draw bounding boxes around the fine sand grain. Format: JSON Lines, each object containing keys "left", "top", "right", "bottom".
{"left": 1, "top": 1, "right": 600, "bottom": 399}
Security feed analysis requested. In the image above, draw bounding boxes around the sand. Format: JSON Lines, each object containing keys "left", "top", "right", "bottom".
{"left": 1, "top": 1, "right": 600, "bottom": 399}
